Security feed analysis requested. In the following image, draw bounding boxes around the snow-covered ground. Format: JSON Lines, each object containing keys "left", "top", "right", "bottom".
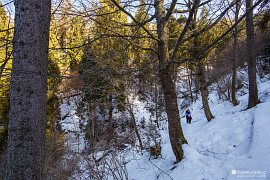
{"left": 60, "top": 96, "right": 87, "bottom": 153}
{"left": 125, "top": 77, "right": 270, "bottom": 180}
{"left": 60, "top": 75, "right": 270, "bottom": 180}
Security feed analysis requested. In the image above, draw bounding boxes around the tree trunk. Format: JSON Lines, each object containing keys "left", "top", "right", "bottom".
{"left": 129, "top": 104, "right": 144, "bottom": 154}
{"left": 231, "top": 1, "right": 240, "bottom": 106}
{"left": 187, "top": 65, "right": 194, "bottom": 103}
{"left": 155, "top": 0, "right": 187, "bottom": 162}
{"left": 5, "top": 1, "right": 51, "bottom": 179}
{"left": 159, "top": 69, "right": 188, "bottom": 161}
{"left": 154, "top": 82, "right": 160, "bottom": 128}
{"left": 246, "top": 0, "right": 259, "bottom": 108}
{"left": 108, "top": 94, "right": 113, "bottom": 130}
{"left": 191, "top": 14, "right": 214, "bottom": 121}
{"left": 198, "top": 62, "right": 214, "bottom": 121}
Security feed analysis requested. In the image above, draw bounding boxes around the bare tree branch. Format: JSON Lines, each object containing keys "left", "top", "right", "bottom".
{"left": 110, "top": 0, "right": 158, "bottom": 41}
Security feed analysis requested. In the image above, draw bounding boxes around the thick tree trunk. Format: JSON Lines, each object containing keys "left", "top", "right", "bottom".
{"left": 190, "top": 9, "right": 213, "bottom": 121}
{"left": 198, "top": 62, "right": 214, "bottom": 121}
{"left": 231, "top": 1, "right": 240, "bottom": 106}
{"left": 155, "top": 0, "right": 187, "bottom": 162}
{"left": 246, "top": 0, "right": 259, "bottom": 108}
{"left": 5, "top": 1, "right": 51, "bottom": 179}
{"left": 159, "top": 69, "right": 188, "bottom": 161}
{"left": 192, "top": 17, "right": 214, "bottom": 121}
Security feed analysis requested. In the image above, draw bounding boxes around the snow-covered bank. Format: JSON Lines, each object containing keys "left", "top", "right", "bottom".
{"left": 60, "top": 97, "right": 86, "bottom": 153}
{"left": 125, "top": 78, "right": 270, "bottom": 180}
{"left": 59, "top": 76, "right": 270, "bottom": 180}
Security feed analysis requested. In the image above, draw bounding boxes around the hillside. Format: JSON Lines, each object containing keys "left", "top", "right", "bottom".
{"left": 59, "top": 75, "right": 270, "bottom": 180}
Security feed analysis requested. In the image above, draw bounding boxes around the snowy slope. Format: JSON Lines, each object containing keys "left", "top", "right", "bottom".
{"left": 125, "top": 78, "right": 270, "bottom": 180}
{"left": 59, "top": 77, "right": 270, "bottom": 180}
{"left": 60, "top": 97, "right": 86, "bottom": 153}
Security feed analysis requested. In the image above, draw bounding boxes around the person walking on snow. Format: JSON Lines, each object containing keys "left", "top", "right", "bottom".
{"left": 185, "top": 108, "right": 192, "bottom": 124}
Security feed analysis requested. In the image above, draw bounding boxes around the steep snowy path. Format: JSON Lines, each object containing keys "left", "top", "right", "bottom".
{"left": 127, "top": 79, "right": 270, "bottom": 180}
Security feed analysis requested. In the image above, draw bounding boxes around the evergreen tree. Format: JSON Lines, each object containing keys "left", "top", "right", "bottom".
{"left": 130, "top": 0, "right": 153, "bottom": 97}
{"left": 90, "top": 0, "right": 129, "bottom": 110}
{"left": 0, "top": 3, "right": 12, "bottom": 149}
{"left": 46, "top": 59, "right": 61, "bottom": 135}
{"left": 55, "top": 2, "right": 87, "bottom": 73}
{"left": 187, "top": 6, "right": 227, "bottom": 121}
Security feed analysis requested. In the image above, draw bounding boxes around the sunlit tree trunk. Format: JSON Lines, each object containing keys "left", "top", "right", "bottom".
{"left": 5, "top": 0, "right": 51, "bottom": 179}
{"left": 197, "top": 62, "right": 214, "bottom": 121}
{"left": 192, "top": 13, "right": 214, "bottom": 121}
{"left": 155, "top": 0, "right": 188, "bottom": 162}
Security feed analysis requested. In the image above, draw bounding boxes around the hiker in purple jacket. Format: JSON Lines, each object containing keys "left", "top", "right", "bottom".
{"left": 185, "top": 108, "right": 192, "bottom": 124}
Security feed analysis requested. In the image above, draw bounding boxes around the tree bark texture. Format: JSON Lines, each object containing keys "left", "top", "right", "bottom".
{"left": 5, "top": 1, "right": 51, "bottom": 179}
{"left": 231, "top": 1, "right": 240, "bottom": 106}
{"left": 197, "top": 62, "right": 214, "bottom": 121}
{"left": 191, "top": 19, "right": 214, "bottom": 122}
{"left": 246, "top": 0, "right": 259, "bottom": 108}
{"left": 155, "top": 0, "right": 188, "bottom": 162}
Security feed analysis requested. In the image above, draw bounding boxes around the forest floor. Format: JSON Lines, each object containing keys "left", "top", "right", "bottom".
{"left": 60, "top": 75, "right": 270, "bottom": 180}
